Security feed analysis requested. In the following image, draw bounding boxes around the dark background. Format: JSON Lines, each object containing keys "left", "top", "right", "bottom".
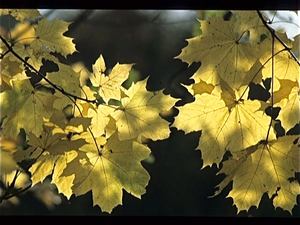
{"left": 0, "top": 10, "right": 299, "bottom": 216}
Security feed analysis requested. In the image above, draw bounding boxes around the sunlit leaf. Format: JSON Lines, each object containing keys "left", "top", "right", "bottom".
{"left": 30, "top": 17, "right": 77, "bottom": 57}
{"left": 59, "top": 132, "right": 150, "bottom": 213}
{"left": 213, "top": 135, "right": 300, "bottom": 213}
{"left": 0, "top": 79, "right": 57, "bottom": 137}
{"left": 90, "top": 55, "right": 134, "bottom": 103}
{"left": 173, "top": 85, "right": 275, "bottom": 167}
{"left": 110, "top": 77, "right": 177, "bottom": 141}
{"left": 176, "top": 15, "right": 258, "bottom": 89}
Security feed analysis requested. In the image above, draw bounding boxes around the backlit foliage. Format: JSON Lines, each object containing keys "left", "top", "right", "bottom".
{"left": 173, "top": 11, "right": 300, "bottom": 213}
{"left": 0, "top": 9, "right": 176, "bottom": 213}
{"left": 0, "top": 9, "right": 299, "bottom": 215}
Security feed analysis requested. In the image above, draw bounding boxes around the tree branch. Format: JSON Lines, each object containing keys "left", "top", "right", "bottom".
{"left": 0, "top": 34, "right": 98, "bottom": 104}
{"left": 256, "top": 10, "right": 300, "bottom": 66}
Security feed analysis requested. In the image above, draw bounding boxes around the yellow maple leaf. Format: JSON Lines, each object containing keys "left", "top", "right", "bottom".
{"left": 13, "top": 126, "right": 85, "bottom": 193}
{"left": 10, "top": 21, "right": 36, "bottom": 44}
{"left": 89, "top": 55, "right": 134, "bottom": 103}
{"left": 30, "top": 17, "right": 77, "bottom": 58}
{"left": 58, "top": 131, "right": 151, "bottom": 213}
{"left": 110, "top": 77, "right": 177, "bottom": 141}
{"left": 0, "top": 79, "right": 57, "bottom": 138}
{"left": 86, "top": 104, "right": 116, "bottom": 138}
{"left": 273, "top": 80, "right": 300, "bottom": 131}
{"left": 38, "top": 62, "right": 82, "bottom": 110}
{"left": 43, "top": 110, "right": 92, "bottom": 135}
{"left": 176, "top": 15, "right": 258, "bottom": 89}
{"left": 259, "top": 35, "right": 299, "bottom": 90}
{"left": 232, "top": 10, "right": 269, "bottom": 45}
{"left": 213, "top": 135, "right": 300, "bottom": 214}
{"left": 173, "top": 85, "right": 275, "bottom": 167}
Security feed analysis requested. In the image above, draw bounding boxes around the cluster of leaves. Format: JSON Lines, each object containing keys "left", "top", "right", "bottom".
{"left": 173, "top": 11, "right": 300, "bottom": 213}
{"left": 0, "top": 9, "right": 177, "bottom": 213}
{"left": 0, "top": 9, "right": 299, "bottom": 215}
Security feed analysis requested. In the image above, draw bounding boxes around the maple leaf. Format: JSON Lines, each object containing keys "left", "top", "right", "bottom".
{"left": 273, "top": 80, "right": 300, "bottom": 131}
{"left": 172, "top": 85, "right": 276, "bottom": 167}
{"left": 0, "top": 9, "right": 41, "bottom": 23}
{"left": 38, "top": 62, "right": 82, "bottom": 110}
{"left": 30, "top": 17, "right": 77, "bottom": 58}
{"left": 86, "top": 105, "right": 116, "bottom": 138}
{"left": 41, "top": 62, "right": 81, "bottom": 96}
{"left": 213, "top": 135, "right": 300, "bottom": 213}
{"left": 0, "top": 79, "right": 57, "bottom": 138}
{"left": 176, "top": 15, "right": 258, "bottom": 89}
{"left": 13, "top": 126, "right": 86, "bottom": 194}
{"left": 14, "top": 44, "right": 44, "bottom": 70}
{"left": 43, "top": 110, "right": 92, "bottom": 135}
{"left": 0, "top": 56, "right": 25, "bottom": 90}
{"left": 89, "top": 55, "right": 134, "bottom": 103}
{"left": 232, "top": 10, "right": 269, "bottom": 45}
{"left": 259, "top": 35, "right": 299, "bottom": 89}
{"left": 6, "top": 42, "right": 58, "bottom": 72}
{"left": 58, "top": 131, "right": 151, "bottom": 213}
{"left": 110, "top": 77, "right": 177, "bottom": 141}
{"left": 9, "top": 21, "right": 36, "bottom": 45}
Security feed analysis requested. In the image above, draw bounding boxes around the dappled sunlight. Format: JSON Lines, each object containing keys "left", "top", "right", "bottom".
{"left": 173, "top": 10, "right": 300, "bottom": 214}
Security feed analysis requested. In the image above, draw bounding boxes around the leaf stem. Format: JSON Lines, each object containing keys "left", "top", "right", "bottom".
{"left": 70, "top": 97, "right": 102, "bottom": 156}
{"left": 265, "top": 34, "right": 275, "bottom": 141}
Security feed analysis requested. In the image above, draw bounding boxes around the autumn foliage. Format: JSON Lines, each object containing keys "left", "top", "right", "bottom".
{"left": 0, "top": 9, "right": 299, "bottom": 215}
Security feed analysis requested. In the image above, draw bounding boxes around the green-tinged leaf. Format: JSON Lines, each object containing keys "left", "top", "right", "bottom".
{"left": 110, "top": 77, "right": 177, "bottom": 141}
{"left": 59, "top": 132, "right": 150, "bottom": 213}
{"left": 30, "top": 17, "right": 77, "bottom": 57}
{"left": 0, "top": 79, "right": 57, "bottom": 138}
{"left": 213, "top": 135, "right": 300, "bottom": 213}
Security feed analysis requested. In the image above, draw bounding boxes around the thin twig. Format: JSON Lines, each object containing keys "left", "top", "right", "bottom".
{"left": 237, "top": 48, "right": 287, "bottom": 101}
{"left": 256, "top": 10, "right": 300, "bottom": 66}
{"left": 0, "top": 35, "right": 98, "bottom": 104}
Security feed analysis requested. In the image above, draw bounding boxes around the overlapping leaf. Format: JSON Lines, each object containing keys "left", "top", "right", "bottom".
{"left": 110, "top": 77, "right": 177, "bottom": 141}
{"left": 38, "top": 62, "right": 82, "bottom": 110}
{"left": 176, "top": 15, "right": 258, "bottom": 89}
{"left": 173, "top": 85, "right": 275, "bottom": 167}
{"left": 273, "top": 80, "right": 300, "bottom": 131}
{"left": 57, "top": 132, "right": 151, "bottom": 213}
{"left": 213, "top": 135, "right": 300, "bottom": 213}
{"left": 174, "top": 10, "right": 300, "bottom": 214}
{"left": 259, "top": 35, "right": 299, "bottom": 89}
{"left": 13, "top": 125, "right": 86, "bottom": 192}
{"left": 90, "top": 55, "right": 134, "bottom": 103}
{"left": 30, "top": 17, "right": 77, "bottom": 57}
{"left": 232, "top": 10, "right": 269, "bottom": 45}
{"left": 0, "top": 79, "right": 57, "bottom": 138}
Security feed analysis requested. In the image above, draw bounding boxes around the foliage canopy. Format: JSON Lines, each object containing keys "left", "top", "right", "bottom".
{"left": 0, "top": 9, "right": 299, "bottom": 215}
